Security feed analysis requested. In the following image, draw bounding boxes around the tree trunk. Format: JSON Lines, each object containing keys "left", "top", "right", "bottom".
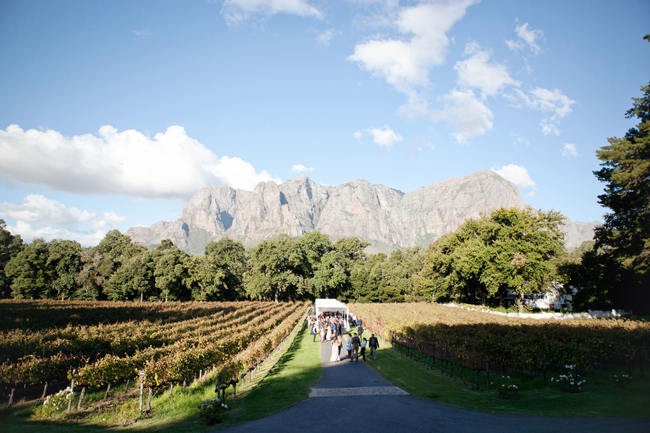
{"left": 140, "top": 292, "right": 143, "bottom": 303}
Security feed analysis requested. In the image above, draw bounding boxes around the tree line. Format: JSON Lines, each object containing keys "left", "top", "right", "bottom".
{"left": 0, "top": 207, "right": 579, "bottom": 307}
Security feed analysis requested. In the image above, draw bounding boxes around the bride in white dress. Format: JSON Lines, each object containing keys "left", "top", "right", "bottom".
{"left": 330, "top": 336, "right": 340, "bottom": 362}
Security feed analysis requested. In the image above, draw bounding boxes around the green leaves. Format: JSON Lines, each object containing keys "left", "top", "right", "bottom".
{"left": 419, "top": 208, "right": 565, "bottom": 305}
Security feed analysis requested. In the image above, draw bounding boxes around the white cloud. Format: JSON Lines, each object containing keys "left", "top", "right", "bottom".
{"left": 562, "top": 143, "right": 579, "bottom": 158}
{"left": 348, "top": 0, "right": 477, "bottom": 114}
{"left": 510, "top": 87, "right": 575, "bottom": 135}
{"left": 291, "top": 164, "right": 315, "bottom": 173}
{"left": 507, "top": 22, "right": 544, "bottom": 54}
{"left": 0, "top": 194, "right": 94, "bottom": 226}
{"left": 368, "top": 126, "right": 403, "bottom": 149}
{"left": 492, "top": 164, "right": 536, "bottom": 190}
{"left": 0, "top": 195, "right": 126, "bottom": 246}
{"left": 316, "top": 29, "right": 335, "bottom": 46}
{"left": 0, "top": 124, "right": 281, "bottom": 199}
{"left": 433, "top": 90, "right": 494, "bottom": 143}
{"left": 6, "top": 220, "right": 107, "bottom": 247}
{"left": 221, "top": 0, "right": 322, "bottom": 24}
{"left": 454, "top": 42, "right": 519, "bottom": 97}
{"left": 353, "top": 130, "right": 362, "bottom": 140}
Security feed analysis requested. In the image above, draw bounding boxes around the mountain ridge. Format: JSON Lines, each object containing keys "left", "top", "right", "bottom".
{"left": 126, "top": 170, "right": 597, "bottom": 254}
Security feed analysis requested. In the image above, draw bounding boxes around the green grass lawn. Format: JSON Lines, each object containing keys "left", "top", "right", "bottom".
{"left": 365, "top": 340, "right": 650, "bottom": 418}
{"left": 0, "top": 322, "right": 322, "bottom": 432}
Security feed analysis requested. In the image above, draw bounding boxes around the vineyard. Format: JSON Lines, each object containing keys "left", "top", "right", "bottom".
{"left": 0, "top": 299, "right": 308, "bottom": 404}
{"left": 350, "top": 303, "right": 650, "bottom": 376}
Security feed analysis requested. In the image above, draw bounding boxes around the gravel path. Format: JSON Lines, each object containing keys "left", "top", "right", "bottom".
{"left": 215, "top": 340, "right": 650, "bottom": 433}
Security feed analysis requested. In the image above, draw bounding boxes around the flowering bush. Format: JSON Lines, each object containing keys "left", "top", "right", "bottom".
{"left": 36, "top": 386, "right": 75, "bottom": 418}
{"left": 199, "top": 397, "right": 229, "bottom": 425}
{"left": 496, "top": 376, "right": 518, "bottom": 399}
{"left": 613, "top": 372, "right": 632, "bottom": 387}
{"left": 550, "top": 364, "right": 586, "bottom": 393}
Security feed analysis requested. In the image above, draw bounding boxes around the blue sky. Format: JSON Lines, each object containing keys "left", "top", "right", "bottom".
{"left": 1, "top": 0, "right": 648, "bottom": 246}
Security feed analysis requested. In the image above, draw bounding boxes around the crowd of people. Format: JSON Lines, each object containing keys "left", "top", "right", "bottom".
{"left": 307, "top": 311, "right": 379, "bottom": 363}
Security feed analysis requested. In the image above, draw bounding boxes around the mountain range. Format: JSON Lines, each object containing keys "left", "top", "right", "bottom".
{"left": 126, "top": 170, "right": 597, "bottom": 254}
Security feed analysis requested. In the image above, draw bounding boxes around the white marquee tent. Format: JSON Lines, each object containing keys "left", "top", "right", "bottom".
{"left": 314, "top": 298, "right": 348, "bottom": 317}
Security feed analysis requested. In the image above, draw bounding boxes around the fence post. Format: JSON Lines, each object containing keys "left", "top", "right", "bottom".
{"left": 146, "top": 387, "right": 152, "bottom": 411}
{"left": 8, "top": 388, "right": 15, "bottom": 407}
{"left": 77, "top": 387, "right": 85, "bottom": 410}
{"left": 40, "top": 382, "right": 48, "bottom": 401}
{"left": 139, "top": 380, "right": 144, "bottom": 412}
{"left": 104, "top": 383, "right": 111, "bottom": 401}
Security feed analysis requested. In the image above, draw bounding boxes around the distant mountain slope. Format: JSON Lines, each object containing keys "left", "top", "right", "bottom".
{"left": 126, "top": 170, "right": 596, "bottom": 254}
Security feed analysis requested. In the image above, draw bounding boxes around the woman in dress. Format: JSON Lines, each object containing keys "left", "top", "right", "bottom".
{"left": 330, "top": 335, "right": 340, "bottom": 362}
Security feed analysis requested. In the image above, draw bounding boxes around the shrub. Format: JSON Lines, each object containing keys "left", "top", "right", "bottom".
{"left": 496, "top": 376, "right": 518, "bottom": 399}
{"left": 199, "top": 397, "right": 229, "bottom": 425}
{"left": 550, "top": 364, "right": 586, "bottom": 393}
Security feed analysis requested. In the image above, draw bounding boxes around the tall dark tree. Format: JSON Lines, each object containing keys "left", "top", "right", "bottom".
{"left": 0, "top": 220, "right": 24, "bottom": 298}
{"left": 587, "top": 80, "right": 650, "bottom": 311}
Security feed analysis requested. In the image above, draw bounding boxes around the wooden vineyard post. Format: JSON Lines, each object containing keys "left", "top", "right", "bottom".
{"left": 8, "top": 388, "right": 14, "bottom": 407}
{"left": 70, "top": 378, "right": 75, "bottom": 393}
{"left": 40, "top": 382, "right": 48, "bottom": 400}
{"left": 103, "top": 383, "right": 111, "bottom": 401}
{"left": 169, "top": 383, "right": 174, "bottom": 397}
{"left": 77, "top": 387, "right": 85, "bottom": 410}
{"left": 67, "top": 396, "right": 72, "bottom": 413}
{"left": 138, "top": 371, "right": 146, "bottom": 412}
{"left": 124, "top": 379, "right": 130, "bottom": 395}
{"left": 146, "top": 387, "right": 152, "bottom": 411}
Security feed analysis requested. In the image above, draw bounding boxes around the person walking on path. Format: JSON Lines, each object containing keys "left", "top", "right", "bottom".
{"left": 351, "top": 333, "right": 360, "bottom": 362}
{"left": 360, "top": 337, "right": 367, "bottom": 362}
{"left": 358, "top": 323, "right": 364, "bottom": 339}
{"left": 329, "top": 336, "right": 339, "bottom": 362}
{"left": 368, "top": 333, "right": 379, "bottom": 360}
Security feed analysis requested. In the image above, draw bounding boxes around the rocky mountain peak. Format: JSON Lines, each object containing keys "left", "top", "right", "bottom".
{"left": 126, "top": 171, "right": 596, "bottom": 254}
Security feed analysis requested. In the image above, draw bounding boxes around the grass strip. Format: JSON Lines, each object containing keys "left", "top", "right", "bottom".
{"left": 365, "top": 338, "right": 650, "bottom": 417}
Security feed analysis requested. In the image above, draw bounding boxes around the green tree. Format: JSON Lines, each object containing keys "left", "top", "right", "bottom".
{"left": 151, "top": 240, "right": 191, "bottom": 302}
{"left": 201, "top": 238, "right": 248, "bottom": 300}
{"left": 295, "top": 231, "right": 333, "bottom": 279}
{"left": 0, "top": 220, "right": 24, "bottom": 298}
{"left": 588, "top": 82, "right": 650, "bottom": 311}
{"left": 46, "top": 240, "right": 82, "bottom": 300}
{"left": 312, "top": 250, "right": 347, "bottom": 298}
{"left": 418, "top": 208, "right": 565, "bottom": 309}
{"left": 245, "top": 236, "right": 306, "bottom": 301}
{"left": 312, "top": 237, "right": 369, "bottom": 300}
{"left": 104, "top": 252, "right": 154, "bottom": 301}
{"left": 348, "top": 253, "right": 384, "bottom": 302}
{"left": 5, "top": 239, "right": 50, "bottom": 299}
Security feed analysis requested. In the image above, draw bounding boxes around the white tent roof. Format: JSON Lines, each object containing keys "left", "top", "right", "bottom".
{"left": 314, "top": 298, "right": 348, "bottom": 316}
